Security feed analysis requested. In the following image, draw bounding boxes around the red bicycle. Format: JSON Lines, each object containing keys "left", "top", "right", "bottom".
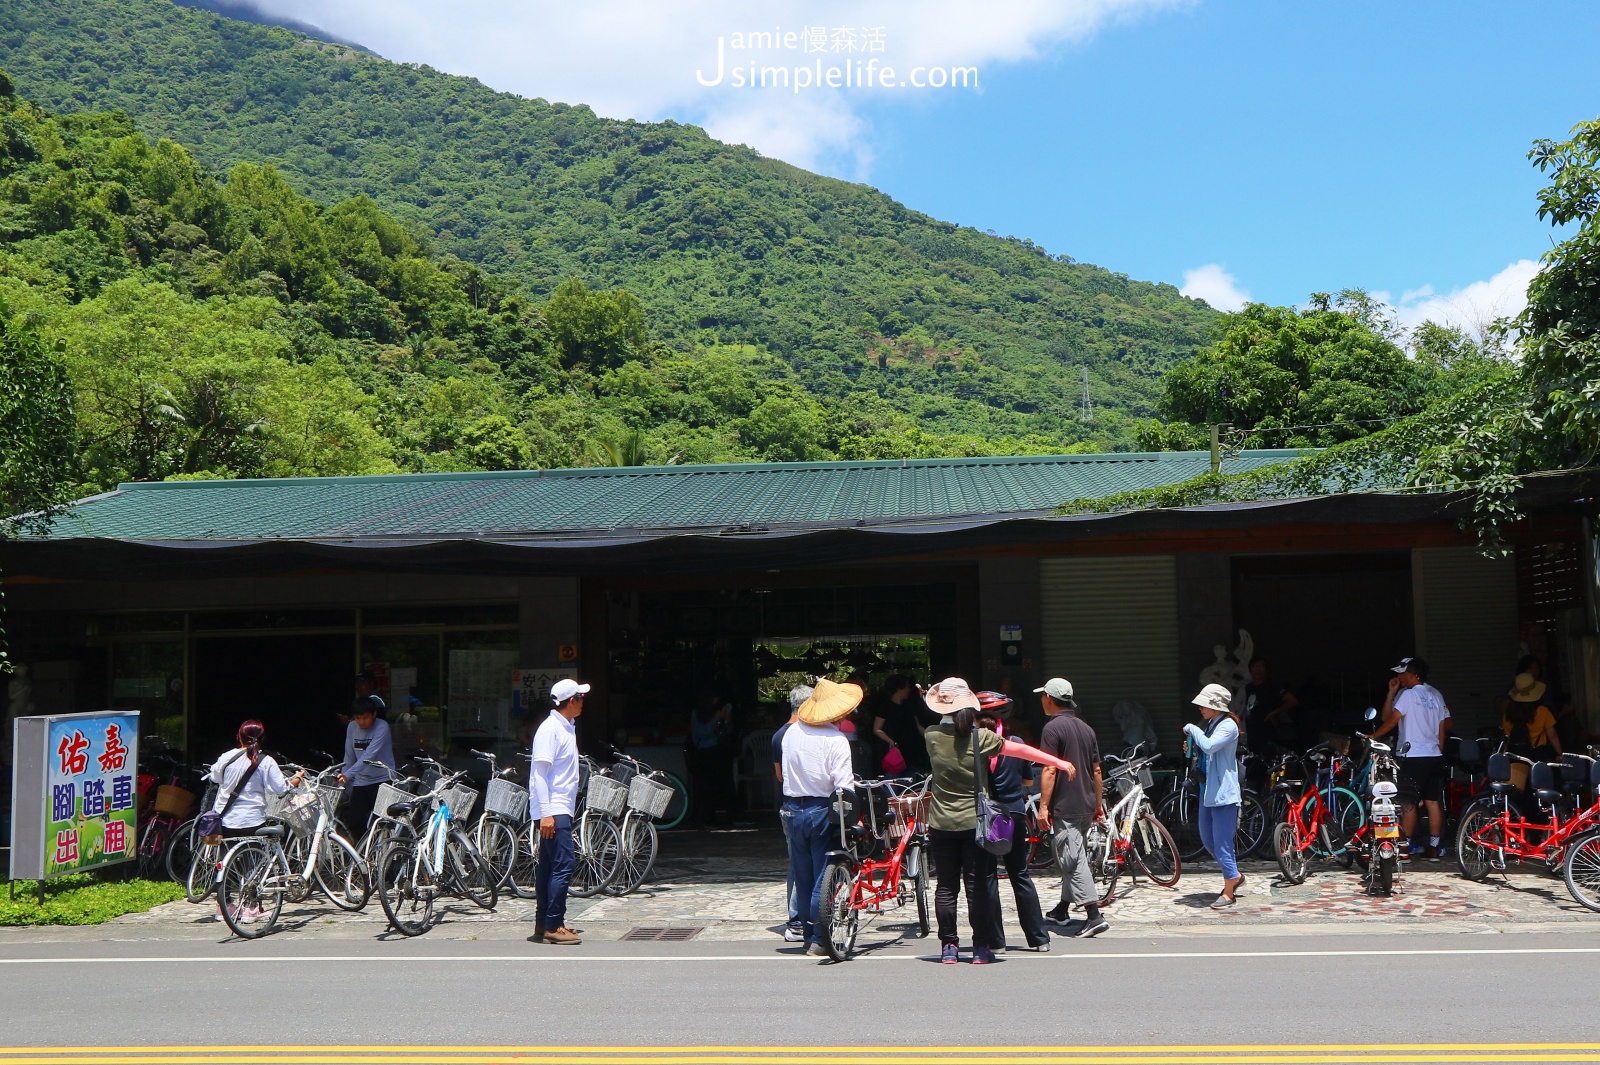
{"left": 1457, "top": 751, "right": 1600, "bottom": 881}
{"left": 1272, "top": 744, "right": 1366, "bottom": 884}
{"left": 818, "top": 777, "right": 931, "bottom": 962}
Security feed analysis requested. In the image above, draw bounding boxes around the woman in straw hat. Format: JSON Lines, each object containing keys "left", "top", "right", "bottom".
{"left": 780, "top": 678, "right": 866, "bottom": 956}
{"left": 922, "top": 677, "right": 1078, "bottom": 964}
{"left": 1502, "top": 671, "right": 1562, "bottom": 760}
{"left": 1183, "top": 682, "right": 1245, "bottom": 909}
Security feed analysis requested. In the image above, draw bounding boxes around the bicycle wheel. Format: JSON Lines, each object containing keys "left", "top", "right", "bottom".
{"left": 1131, "top": 812, "right": 1181, "bottom": 887}
{"left": 1156, "top": 791, "right": 1205, "bottom": 863}
{"left": 446, "top": 827, "right": 498, "bottom": 910}
{"left": 911, "top": 845, "right": 930, "bottom": 936}
{"left": 1563, "top": 831, "right": 1600, "bottom": 912}
{"left": 475, "top": 815, "right": 519, "bottom": 889}
{"left": 1456, "top": 801, "right": 1501, "bottom": 882}
{"left": 608, "top": 814, "right": 659, "bottom": 897}
{"left": 1325, "top": 787, "right": 1365, "bottom": 866}
{"left": 1026, "top": 825, "right": 1057, "bottom": 871}
{"left": 1274, "top": 821, "right": 1309, "bottom": 885}
{"left": 185, "top": 839, "right": 220, "bottom": 903}
{"left": 654, "top": 770, "right": 690, "bottom": 831}
{"left": 507, "top": 821, "right": 539, "bottom": 900}
{"left": 569, "top": 815, "right": 621, "bottom": 898}
{"left": 217, "top": 840, "right": 285, "bottom": 940}
{"left": 137, "top": 817, "right": 172, "bottom": 879}
{"left": 1085, "top": 821, "right": 1120, "bottom": 907}
{"left": 818, "top": 860, "right": 859, "bottom": 961}
{"left": 164, "top": 817, "right": 198, "bottom": 885}
{"left": 314, "top": 832, "right": 371, "bottom": 911}
{"left": 1234, "top": 792, "right": 1267, "bottom": 859}
{"left": 377, "top": 840, "right": 436, "bottom": 936}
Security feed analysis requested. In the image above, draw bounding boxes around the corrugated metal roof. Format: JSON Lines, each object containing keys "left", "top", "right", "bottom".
{"left": 32, "top": 450, "right": 1305, "bottom": 542}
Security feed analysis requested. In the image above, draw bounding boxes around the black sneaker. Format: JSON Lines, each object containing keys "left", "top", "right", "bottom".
{"left": 1044, "top": 904, "right": 1069, "bottom": 923}
{"left": 1074, "top": 918, "right": 1109, "bottom": 939}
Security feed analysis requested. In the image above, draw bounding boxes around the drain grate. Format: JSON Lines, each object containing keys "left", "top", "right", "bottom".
{"left": 621, "top": 926, "right": 703, "bottom": 942}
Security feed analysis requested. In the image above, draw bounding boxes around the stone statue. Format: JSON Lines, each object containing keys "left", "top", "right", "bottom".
{"left": 1197, "top": 630, "right": 1254, "bottom": 712}
{"left": 1112, "top": 699, "right": 1159, "bottom": 751}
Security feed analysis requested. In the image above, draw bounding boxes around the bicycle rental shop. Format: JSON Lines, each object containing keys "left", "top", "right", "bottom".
{"left": 4, "top": 451, "right": 1598, "bottom": 842}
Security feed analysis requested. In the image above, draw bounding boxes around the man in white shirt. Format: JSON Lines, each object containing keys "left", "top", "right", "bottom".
{"left": 1379, "top": 657, "right": 1453, "bottom": 861}
{"left": 780, "top": 678, "right": 862, "bottom": 957}
{"left": 529, "top": 677, "right": 588, "bottom": 945}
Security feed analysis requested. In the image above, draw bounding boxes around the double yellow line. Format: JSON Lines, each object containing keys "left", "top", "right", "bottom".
{"left": 4, "top": 1046, "right": 1600, "bottom": 1065}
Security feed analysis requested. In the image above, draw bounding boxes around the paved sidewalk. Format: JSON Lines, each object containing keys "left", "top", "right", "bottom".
{"left": 7, "top": 829, "right": 1596, "bottom": 945}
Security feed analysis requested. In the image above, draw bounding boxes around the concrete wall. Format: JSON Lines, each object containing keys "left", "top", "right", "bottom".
{"left": 518, "top": 577, "right": 580, "bottom": 667}
{"left": 977, "top": 557, "right": 1042, "bottom": 699}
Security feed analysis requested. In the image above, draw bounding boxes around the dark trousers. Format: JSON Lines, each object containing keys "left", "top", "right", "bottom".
{"left": 985, "top": 817, "right": 1048, "bottom": 948}
{"left": 341, "top": 783, "right": 379, "bottom": 838}
{"left": 534, "top": 813, "right": 575, "bottom": 931}
{"left": 928, "top": 827, "right": 998, "bottom": 949}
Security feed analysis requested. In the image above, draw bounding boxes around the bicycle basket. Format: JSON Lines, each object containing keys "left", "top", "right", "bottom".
{"left": 886, "top": 792, "right": 931, "bottom": 841}
{"left": 485, "top": 777, "right": 530, "bottom": 822}
{"left": 375, "top": 781, "right": 420, "bottom": 820}
{"left": 1137, "top": 765, "right": 1155, "bottom": 790}
{"left": 154, "top": 784, "right": 196, "bottom": 818}
{"left": 438, "top": 784, "right": 480, "bottom": 822}
{"left": 269, "top": 787, "right": 322, "bottom": 837}
{"left": 627, "top": 774, "right": 674, "bottom": 819}
{"left": 587, "top": 773, "right": 628, "bottom": 817}
{"left": 316, "top": 782, "right": 345, "bottom": 819}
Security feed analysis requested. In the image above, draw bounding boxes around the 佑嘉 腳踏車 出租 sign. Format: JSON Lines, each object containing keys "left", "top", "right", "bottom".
{"left": 8, "top": 711, "right": 140, "bottom": 879}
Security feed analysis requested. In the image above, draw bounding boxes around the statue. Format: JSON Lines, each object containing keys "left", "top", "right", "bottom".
{"left": 1112, "top": 699, "right": 1158, "bottom": 752}
{"left": 1197, "top": 630, "right": 1254, "bottom": 712}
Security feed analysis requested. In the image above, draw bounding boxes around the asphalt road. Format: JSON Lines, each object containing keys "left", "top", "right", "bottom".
{"left": 3, "top": 928, "right": 1600, "bottom": 1060}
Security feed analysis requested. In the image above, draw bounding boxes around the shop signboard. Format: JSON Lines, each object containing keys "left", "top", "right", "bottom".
{"left": 9, "top": 711, "right": 140, "bottom": 880}
{"left": 512, "top": 667, "right": 576, "bottom": 717}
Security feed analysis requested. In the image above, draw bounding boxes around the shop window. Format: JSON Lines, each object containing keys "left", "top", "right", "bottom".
{"left": 109, "top": 640, "right": 185, "bottom": 753}
{"left": 363, "top": 604, "right": 518, "bottom": 627}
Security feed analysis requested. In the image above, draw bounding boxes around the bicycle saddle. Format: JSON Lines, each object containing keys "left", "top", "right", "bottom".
{"left": 1487, "top": 753, "right": 1512, "bottom": 783}
{"left": 386, "top": 800, "right": 423, "bottom": 817}
{"left": 1455, "top": 738, "right": 1483, "bottom": 767}
{"left": 254, "top": 824, "right": 285, "bottom": 839}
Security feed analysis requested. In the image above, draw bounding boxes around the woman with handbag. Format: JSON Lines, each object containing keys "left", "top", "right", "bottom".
{"left": 922, "top": 678, "right": 1077, "bottom": 965}
{"left": 200, "top": 720, "right": 299, "bottom": 842}
{"left": 1183, "top": 684, "right": 1245, "bottom": 909}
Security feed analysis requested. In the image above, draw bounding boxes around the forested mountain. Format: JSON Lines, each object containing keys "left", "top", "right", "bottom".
{"left": 0, "top": 0, "right": 1220, "bottom": 454}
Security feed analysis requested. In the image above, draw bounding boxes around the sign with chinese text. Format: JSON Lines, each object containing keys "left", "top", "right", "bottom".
{"left": 513, "top": 667, "right": 575, "bottom": 717}
{"left": 9, "top": 711, "right": 140, "bottom": 880}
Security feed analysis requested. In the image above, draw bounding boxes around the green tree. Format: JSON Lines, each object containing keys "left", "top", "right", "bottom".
{"left": 542, "top": 277, "right": 650, "bottom": 373}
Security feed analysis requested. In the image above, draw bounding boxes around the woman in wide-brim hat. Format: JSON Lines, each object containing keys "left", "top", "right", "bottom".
{"left": 1183, "top": 683, "right": 1244, "bottom": 909}
{"left": 921, "top": 677, "right": 1078, "bottom": 965}
{"left": 1502, "top": 672, "right": 1561, "bottom": 758}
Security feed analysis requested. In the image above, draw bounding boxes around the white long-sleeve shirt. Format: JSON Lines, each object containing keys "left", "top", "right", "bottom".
{"left": 529, "top": 709, "right": 580, "bottom": 819}
{"left": 209, "top": 749, "right": 291, "bottom": 829}
{"left": 780, "top": 722, "right": 854, "bottom": 798}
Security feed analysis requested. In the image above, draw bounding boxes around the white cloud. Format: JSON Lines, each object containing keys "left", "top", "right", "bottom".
{"left": 245, "top": 0, "right": 1188, "bottom": 174}
{"left": 1179, "top": 263, "right": 1250, "bottom": 312}
{"left": 1381, "top": 259, "right": 1540, "bottom": 337}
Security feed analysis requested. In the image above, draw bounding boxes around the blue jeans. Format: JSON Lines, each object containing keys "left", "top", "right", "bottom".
{"left": 779, "top": 809, "right": 801, "bottom": 927}
{"left": 1199, "top": 802, "right": 1240, "bottom": 881}
{"left": 535, "top": 814, "right": 575, "bottom": 930}
{"left": 780, "top": 798, "right": 832, "bottom": 944}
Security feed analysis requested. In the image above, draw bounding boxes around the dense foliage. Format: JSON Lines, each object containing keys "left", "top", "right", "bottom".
{"left": 1074, "top": 119, "right": 1600, "bottom": 549}
{"left": 0, "top": 0, "right": 1223, "bottom": 453}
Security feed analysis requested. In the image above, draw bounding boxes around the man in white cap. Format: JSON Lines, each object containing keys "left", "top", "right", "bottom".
{"left": 529, "top": 677, "right": 590, "bottom": 945}
{"left": 1035, "top": 678, "right": 1107, "bottom": 938}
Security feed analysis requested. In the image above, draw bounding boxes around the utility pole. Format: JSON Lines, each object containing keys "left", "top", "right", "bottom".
{"left": 1210, "top": 423, "right": 1222, "bottom": 475}
{"left": 1081, "top": 367, "right": 1093, "bottom": 422}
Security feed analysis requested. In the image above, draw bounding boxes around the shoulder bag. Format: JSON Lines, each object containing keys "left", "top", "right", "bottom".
{"left": 196, "top": 751, "right": 260, "bottom": 842}
{"left": 973, "top": 735, "right": 1014, "bottom": 855}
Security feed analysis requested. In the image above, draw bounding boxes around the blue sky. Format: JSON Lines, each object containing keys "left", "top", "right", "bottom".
{"left": 258, "top": 0, "right": 1600, "bottom": 325}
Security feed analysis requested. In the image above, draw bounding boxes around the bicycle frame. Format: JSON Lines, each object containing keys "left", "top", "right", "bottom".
{"left": 1098, "top": 767, "right": 1153, "bottom": 869}
{"left": 1281, "top": 757, "right": 1349, "bottom": 853}
{"left": 1463, "top": 792, "right": 1600, "bottom": 866}
{"left": 830, "top": 779, "right": 925, "bottom": 913}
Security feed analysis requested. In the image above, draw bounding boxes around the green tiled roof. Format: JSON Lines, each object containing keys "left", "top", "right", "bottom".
{"left": 34, "top": 451, "right": 1305, "bottom": 541}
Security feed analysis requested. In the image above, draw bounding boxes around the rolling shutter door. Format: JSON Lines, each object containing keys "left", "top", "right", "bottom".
{"left": 1413, "top": 547, "right": 1518, "bottom": 731}
{"left": 1040, "top": 556, "right": 1181, "bottom": 747}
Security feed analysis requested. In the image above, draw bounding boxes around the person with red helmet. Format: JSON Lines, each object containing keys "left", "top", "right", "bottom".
{"left": 975, "top": 691, "right": 1051, "bottom": 952}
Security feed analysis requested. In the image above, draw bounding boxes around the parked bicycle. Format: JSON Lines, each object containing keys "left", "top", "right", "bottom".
{"left": 469, "top": 749, "right": 536, "bottom": 895}
{"left": 818, "top": 776, "right": 931, "bottom": 961}
{"left": 604, "top": 748, "right": 677, "bottom": 896}
{"left": 1457, "top": 748, "right": 1600, "bottom": 888}
{"left": 1156, "top": 744, "right": 1267, "bottom": 863}
{"left": 373, "top": 758, "right": 497, "bottom": 937}
{"left": 568, "top": 755, "right": 625, "bottom": 898}
{"left": 1085, "top": 745, "right": 1181, "bottom": 906}
{"left": 1271, "top": 742, "right": 1367, "bottom": 884}
{"left": 214, "top": 761, "right": 371, "bottom": 939}
{"left": 135, "top": 744, "right": 200, "bottom": 879}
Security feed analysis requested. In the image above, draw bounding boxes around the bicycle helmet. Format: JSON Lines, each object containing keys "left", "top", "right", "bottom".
{"left": 976, "top": 691, "right": 1014, "bottom": 717}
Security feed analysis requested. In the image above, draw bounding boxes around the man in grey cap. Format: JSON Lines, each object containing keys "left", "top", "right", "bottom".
{"left": 1036, "top": 678, "right": 1107, "bottom": 938}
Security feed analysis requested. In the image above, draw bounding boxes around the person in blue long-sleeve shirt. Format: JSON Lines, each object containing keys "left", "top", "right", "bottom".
{"left": 1183, "top": 683, "right": 1243, "bottom": 909}
{"left": 339, "top": 703, "right": 395, "bottom": 835}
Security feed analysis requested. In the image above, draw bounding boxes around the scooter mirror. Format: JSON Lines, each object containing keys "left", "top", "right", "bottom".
{"left": 1398, "top": 741, "right": 1411, "bottom": 756}
{"left": 1364, "top": 707, "right": 1379, "bottom": 723}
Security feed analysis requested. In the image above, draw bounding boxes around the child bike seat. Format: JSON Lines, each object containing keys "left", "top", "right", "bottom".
{"left": 1486, "top": 753, "right": 1512, "bottom": 783}
{"left": 1530, "top": 762, "right": 1562, "bottom": 805}
{"left": 1455, "top": 738, "right": 1483, "bottom": 768}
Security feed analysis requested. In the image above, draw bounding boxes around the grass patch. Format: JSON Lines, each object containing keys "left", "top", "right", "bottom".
{"left": 0, "top": 873, "right": 185, "bottom": 926}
